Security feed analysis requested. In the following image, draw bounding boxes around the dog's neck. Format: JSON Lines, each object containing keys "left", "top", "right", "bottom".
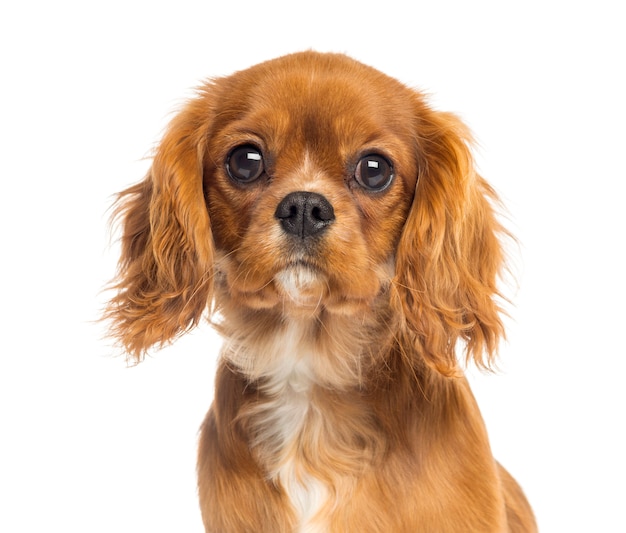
{"left": 217, "top": 300, "right": 394, "bottom": 390}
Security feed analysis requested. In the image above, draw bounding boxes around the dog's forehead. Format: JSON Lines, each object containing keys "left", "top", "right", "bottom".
{"left": 213, "top": 53, "right": 417, "bottom": 157}
{"left": 234, "top": 70, "right": 381, "bottom": 126}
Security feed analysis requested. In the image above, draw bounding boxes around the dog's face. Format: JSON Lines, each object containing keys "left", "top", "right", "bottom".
{"left": 203, "top": 55, "right": 419, "bottom": 316}
{"left": 108, "top": 52, "right": 505, "bottom": 374}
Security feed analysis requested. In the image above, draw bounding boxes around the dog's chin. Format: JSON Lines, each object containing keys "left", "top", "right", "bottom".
{"left": 274, "top": 263, "right": 327, "bottom": 309}
{"left": 216, "top": 251, "right": 392, "bottom": 317}
{"left": 272, "top": 263, "right": 387, "bottom": 318}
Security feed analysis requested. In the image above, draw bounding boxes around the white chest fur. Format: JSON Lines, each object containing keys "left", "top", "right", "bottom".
{"left": 249, "top": 321, "right": 331, "bottom": 532}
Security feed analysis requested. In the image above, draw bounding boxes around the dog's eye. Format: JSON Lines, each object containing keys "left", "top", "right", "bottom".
{"left": 226, "top": 145, "right": 265, "bottom": 183}
{"left": 354, "top": 154, "right": 394, "bottom": 192}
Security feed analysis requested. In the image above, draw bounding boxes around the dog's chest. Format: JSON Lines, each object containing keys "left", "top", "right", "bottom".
{"left": 252, "top": 324, "right": 331, "bottom": 532}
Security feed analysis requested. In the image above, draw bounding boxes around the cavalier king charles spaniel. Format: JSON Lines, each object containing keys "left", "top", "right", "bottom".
{"left": 105, "top": 51, "right": 536, "bottom": 532}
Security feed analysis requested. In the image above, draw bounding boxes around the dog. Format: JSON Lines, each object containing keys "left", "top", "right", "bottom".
{"left": 105, "top": 51, "right": 537, "bottom": 532}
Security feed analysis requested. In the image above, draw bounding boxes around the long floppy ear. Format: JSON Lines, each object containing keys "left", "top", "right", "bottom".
{"left": 104, "top": 94, "right": 215, "bottom": 360}
{"left": 394, "top": 104, "right": 508, "bottom": 376}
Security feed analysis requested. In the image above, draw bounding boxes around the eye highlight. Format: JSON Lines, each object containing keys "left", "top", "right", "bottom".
{"left": 226, "top": 145, "right": 265, "bottom": 183}
{"left": 354, "top": 154, "right": 394, "bottom": 191}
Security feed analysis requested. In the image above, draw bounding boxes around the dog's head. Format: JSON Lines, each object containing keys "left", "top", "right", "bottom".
{"left": 106, "top": 52, "right": 506, "bottom": 375}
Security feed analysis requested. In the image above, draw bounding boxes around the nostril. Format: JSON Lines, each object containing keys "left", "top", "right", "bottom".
{"left": 275, "top": 191, "right": 335, "bottom": 239}
{"left": 311, "top": 204, "right": 333, "bottom": 223}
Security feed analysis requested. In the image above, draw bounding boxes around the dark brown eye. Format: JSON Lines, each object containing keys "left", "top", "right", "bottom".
{"left": 226, "top": 145, "right": 264, "bottom": 183}
{"left": 354, "top": 154, "right": 394, "bottom": 191}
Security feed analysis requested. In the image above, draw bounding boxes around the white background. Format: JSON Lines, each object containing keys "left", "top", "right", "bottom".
{"left": 1, "top": 1, "right": 624, "bottom": 531}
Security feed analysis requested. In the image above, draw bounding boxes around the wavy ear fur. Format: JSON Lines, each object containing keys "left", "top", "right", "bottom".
{"left": 394, "top": 103, "right": 508, "bottom": 376}
{"left": 105, "top": 95, "right": 215, "bottom": 360}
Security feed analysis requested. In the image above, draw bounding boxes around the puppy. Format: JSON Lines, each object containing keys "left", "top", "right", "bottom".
{"left": 106, "top": 51, "right": 537, "bottom": 532}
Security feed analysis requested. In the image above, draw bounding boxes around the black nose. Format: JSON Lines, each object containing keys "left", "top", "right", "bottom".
{"left": 275, "top": 191, "right": 335, "bottom": 239}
